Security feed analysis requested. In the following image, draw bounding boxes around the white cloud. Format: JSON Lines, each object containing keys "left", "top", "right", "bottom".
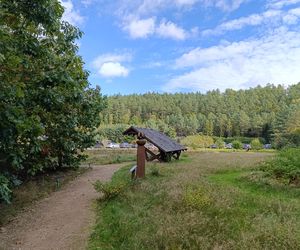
{"left": 61, "top": 0, "right": 84, "bottom": 26}
{"left": 99, "top": 62, "right": 129, "bottom": 77}
{"left": 123, "top": 17, "right": 190, "bottom": 40}
{"left": 123, "top": 17, "right": 156, "bottom": 39}
{"left": 268, "top": 0, "right": 300, "bottom": 9}
{"left": 202, "top": 7, "right": 300, "bottom": 36}
{"left": 156, "top": 20, "right": 187, "bottom": 40}
{"left": 202, "top": 0, "right": 248, "bottom": 11}
{"left": 164, "top": 28, "right": 300, "bottom": 92}
{"left": 92, "top": 53, "right": 131, "bottom": 78}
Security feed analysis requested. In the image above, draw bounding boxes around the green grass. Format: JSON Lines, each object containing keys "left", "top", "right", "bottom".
{"left": 84, "top": 149, "right": 136, "bottom": 165}
{"left": 89, "top": 151, "right": 300, "bottom": 250}
{"left": 0, "top": 168, "right": 88, "bottom": 226}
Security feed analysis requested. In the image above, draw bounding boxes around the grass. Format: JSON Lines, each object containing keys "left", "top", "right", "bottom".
{"left": 0, "top": 167, "right": 88, "bottom": 226}
{"left": 84, "top": 149, "right": 136, "bottom": 165}
{"left": 88, "top": 151, "right": 300, "bottom": 250}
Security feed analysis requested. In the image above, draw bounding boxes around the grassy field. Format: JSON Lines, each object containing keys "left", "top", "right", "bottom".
{"left": 84, "top": 149, "right": 136, "bottom": 165}
{"left": 89, "top": 151, "right": 300, "bottom": 250}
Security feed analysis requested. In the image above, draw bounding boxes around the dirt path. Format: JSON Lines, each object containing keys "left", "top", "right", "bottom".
{"left": 0, "top": 164, "right": 125, "bottom": 250}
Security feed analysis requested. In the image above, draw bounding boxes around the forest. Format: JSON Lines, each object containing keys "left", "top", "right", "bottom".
{"left": 98, "top": 83, "right": 300, "bottom": 146}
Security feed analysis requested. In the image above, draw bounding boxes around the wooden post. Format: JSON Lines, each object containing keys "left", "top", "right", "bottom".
{"left": 136, "top": 138, "right": 146, "bottom": 178}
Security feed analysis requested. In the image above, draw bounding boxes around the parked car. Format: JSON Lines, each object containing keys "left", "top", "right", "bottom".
{"left": 120, "top": 142, "right": 131, "bottom": 148}
{"left": 263, "top": 144, "right": 272, "bottom": 149}
{"left": 106, "top": 142, "right": 120, "bottom": 148}
{"left": 243, "top": 144, "right": 251, "bottom": 150}
{"left": 94, "top": 141, "right": 103, "bottom": 148}
{"left": 225, "top": 143, "right": 233, "bottom": 149}
{"left": 210, "top": 144, "right": 217, "bottom": 149}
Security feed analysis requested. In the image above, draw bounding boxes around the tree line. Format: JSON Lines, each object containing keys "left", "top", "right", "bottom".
{"left": 99, "top": 84, "right": 300, "bottom": 146}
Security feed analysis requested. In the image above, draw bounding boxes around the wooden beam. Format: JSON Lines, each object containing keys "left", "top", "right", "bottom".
{"left": 145, "top": 148, "right": 161, "bottom": 162}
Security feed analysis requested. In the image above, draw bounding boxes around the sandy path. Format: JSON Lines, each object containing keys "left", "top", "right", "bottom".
{"left": 0, "top": 164, "right": 125, "bottom": 250}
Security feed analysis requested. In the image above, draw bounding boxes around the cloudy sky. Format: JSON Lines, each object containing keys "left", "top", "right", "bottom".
{"left": 61, "top": 0, "right": 300, "bottom": 95}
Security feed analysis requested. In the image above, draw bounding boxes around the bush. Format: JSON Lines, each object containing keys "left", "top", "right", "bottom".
{"left": 251, "top": 138, "right": 262, "bottom": 150}
{"left": 261, "top": 148, "right": 300, "bottom": 184}
{"left": 181, "top": 135, "right": 214, "bottom": 149}
{"left": 93, "top": 180, "right": 127, "bottom": 201}
{"left": 0, "top": 175, "right": 11, "bottom": 204}
{"left": 232, "top": 140, "right": 243, "bottom": 149}
{"left": 215, "top": 138, "right": 225, "bottom": 149}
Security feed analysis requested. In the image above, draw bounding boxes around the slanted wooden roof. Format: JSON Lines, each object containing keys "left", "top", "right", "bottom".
{"left": 123, "top": 126, "right": 187, "bottom": 153}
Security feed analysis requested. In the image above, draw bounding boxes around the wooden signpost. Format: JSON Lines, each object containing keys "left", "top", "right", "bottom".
{"left": 136, "top": 138, "right": 146, "bottom": 178}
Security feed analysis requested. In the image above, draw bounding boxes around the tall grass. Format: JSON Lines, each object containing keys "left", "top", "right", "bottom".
{"left": 88, "top": 151, "right": 300, "bottom": 250}
{"left": 84, "top": 149, "right": 136, "bottom": 165}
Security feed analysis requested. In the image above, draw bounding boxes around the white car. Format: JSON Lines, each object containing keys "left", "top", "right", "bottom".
{"left": 106, "top": 142, "right": 120, "bottom": 148}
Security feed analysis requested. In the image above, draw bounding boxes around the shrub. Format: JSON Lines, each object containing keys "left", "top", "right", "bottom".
{"left": 0, "top": 175, "right": 11, "bottom": 204}
{"left": 251, "top": 138, "right": 262, "bottom": 150}
{"left": 181, "top": 135, "right": 214, "bottom": 149}
{"left": 215, "top": 138, "right": 225, "bottom": 149}
{"left": 232, "top": 140, "right": 243, "bottom": 149}
{"left": 93, "top": 180, "right": 127, "bottom": 201}
{"left": 261, "top": 148, "right": 300, "bottom": 184}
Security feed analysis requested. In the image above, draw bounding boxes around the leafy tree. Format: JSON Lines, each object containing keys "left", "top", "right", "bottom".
{"left": 0, "top": 0, "right": 106, "bottom": 202}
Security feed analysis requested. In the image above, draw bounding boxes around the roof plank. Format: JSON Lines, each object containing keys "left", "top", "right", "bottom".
{"left": 123, "top": 126, "right": 187, "bottom": 153}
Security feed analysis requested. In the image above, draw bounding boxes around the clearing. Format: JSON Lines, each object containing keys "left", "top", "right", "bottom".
{"left": 0, "top": 163, "right": 124, "bottom": 250}
{"left": 89, "top": 151, "right": 300, "bottom": 250}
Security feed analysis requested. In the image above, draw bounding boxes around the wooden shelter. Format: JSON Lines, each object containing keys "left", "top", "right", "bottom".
{"left": 123, "top": 126, "right": 187, "bottom": 162}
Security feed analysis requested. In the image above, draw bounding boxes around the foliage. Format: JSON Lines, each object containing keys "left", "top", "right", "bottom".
{"left": 0, "top": 175, "right": 11, "bottom": 204}
{"left": 0, "top": 0, "right": 106, "bottom": 202}
{"left": 273, "top": 102, "right": 300, "bottom": 149}
{"left": 260, "top": 148, "right": 300, "bottom": 184}
{"left": 215, "top": 138, "right": 225, "bottom": 149}
{"left": 181, "top": 134, "right": 214, "bottom": 149}
{"left": 93, "top": 180, "right": 127, "bottom": 201}
{"left": 99, "top": 84, "right": 300, "bottom": 142}
{"left": 232, "top": 140, "right": 243, "bottom": 149}
{"left": 96, "top": 124, "right": 133, "bottom": 143}
{"left": 251, "top": 138, "right": 263, "bottom": 150}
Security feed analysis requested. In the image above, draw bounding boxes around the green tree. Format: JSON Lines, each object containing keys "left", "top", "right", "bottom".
{"left": 0, "top": 0, "right": 106, "bottom": 202}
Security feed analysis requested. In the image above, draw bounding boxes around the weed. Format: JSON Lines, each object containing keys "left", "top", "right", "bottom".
{"left": 93, "top": 180, "right": 127, "bottom": 201}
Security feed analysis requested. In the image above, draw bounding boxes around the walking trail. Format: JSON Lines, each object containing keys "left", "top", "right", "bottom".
{"left": 0, "top": 164, "right": 124, "bottom": 250}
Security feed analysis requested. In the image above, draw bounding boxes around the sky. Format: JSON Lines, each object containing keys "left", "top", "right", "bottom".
{"left": 61, "top": 0, "right": 300, "bottom": 95}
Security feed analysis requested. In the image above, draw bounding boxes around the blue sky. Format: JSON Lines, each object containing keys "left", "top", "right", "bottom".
{"left": 61, "top": 0, "right": 300, "bottom": 95}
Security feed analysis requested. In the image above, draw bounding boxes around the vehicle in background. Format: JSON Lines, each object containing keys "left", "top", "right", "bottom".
{"left": 263, "top": 144, "right": 272, "bottom": 149}
{"left": 120, "top": 142, "right": 131, "bottom": 148}
{"left": 94, "top": 141, "right": 103, "bottom": 148}
{"left": 225, "top": 143, "right": 233, "bottom": 149}
{"left": 243, "top": 144, "right": 251, "bottom": 150}
{"left": 106, "top": 142, "right": 120, "bottom": 148}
